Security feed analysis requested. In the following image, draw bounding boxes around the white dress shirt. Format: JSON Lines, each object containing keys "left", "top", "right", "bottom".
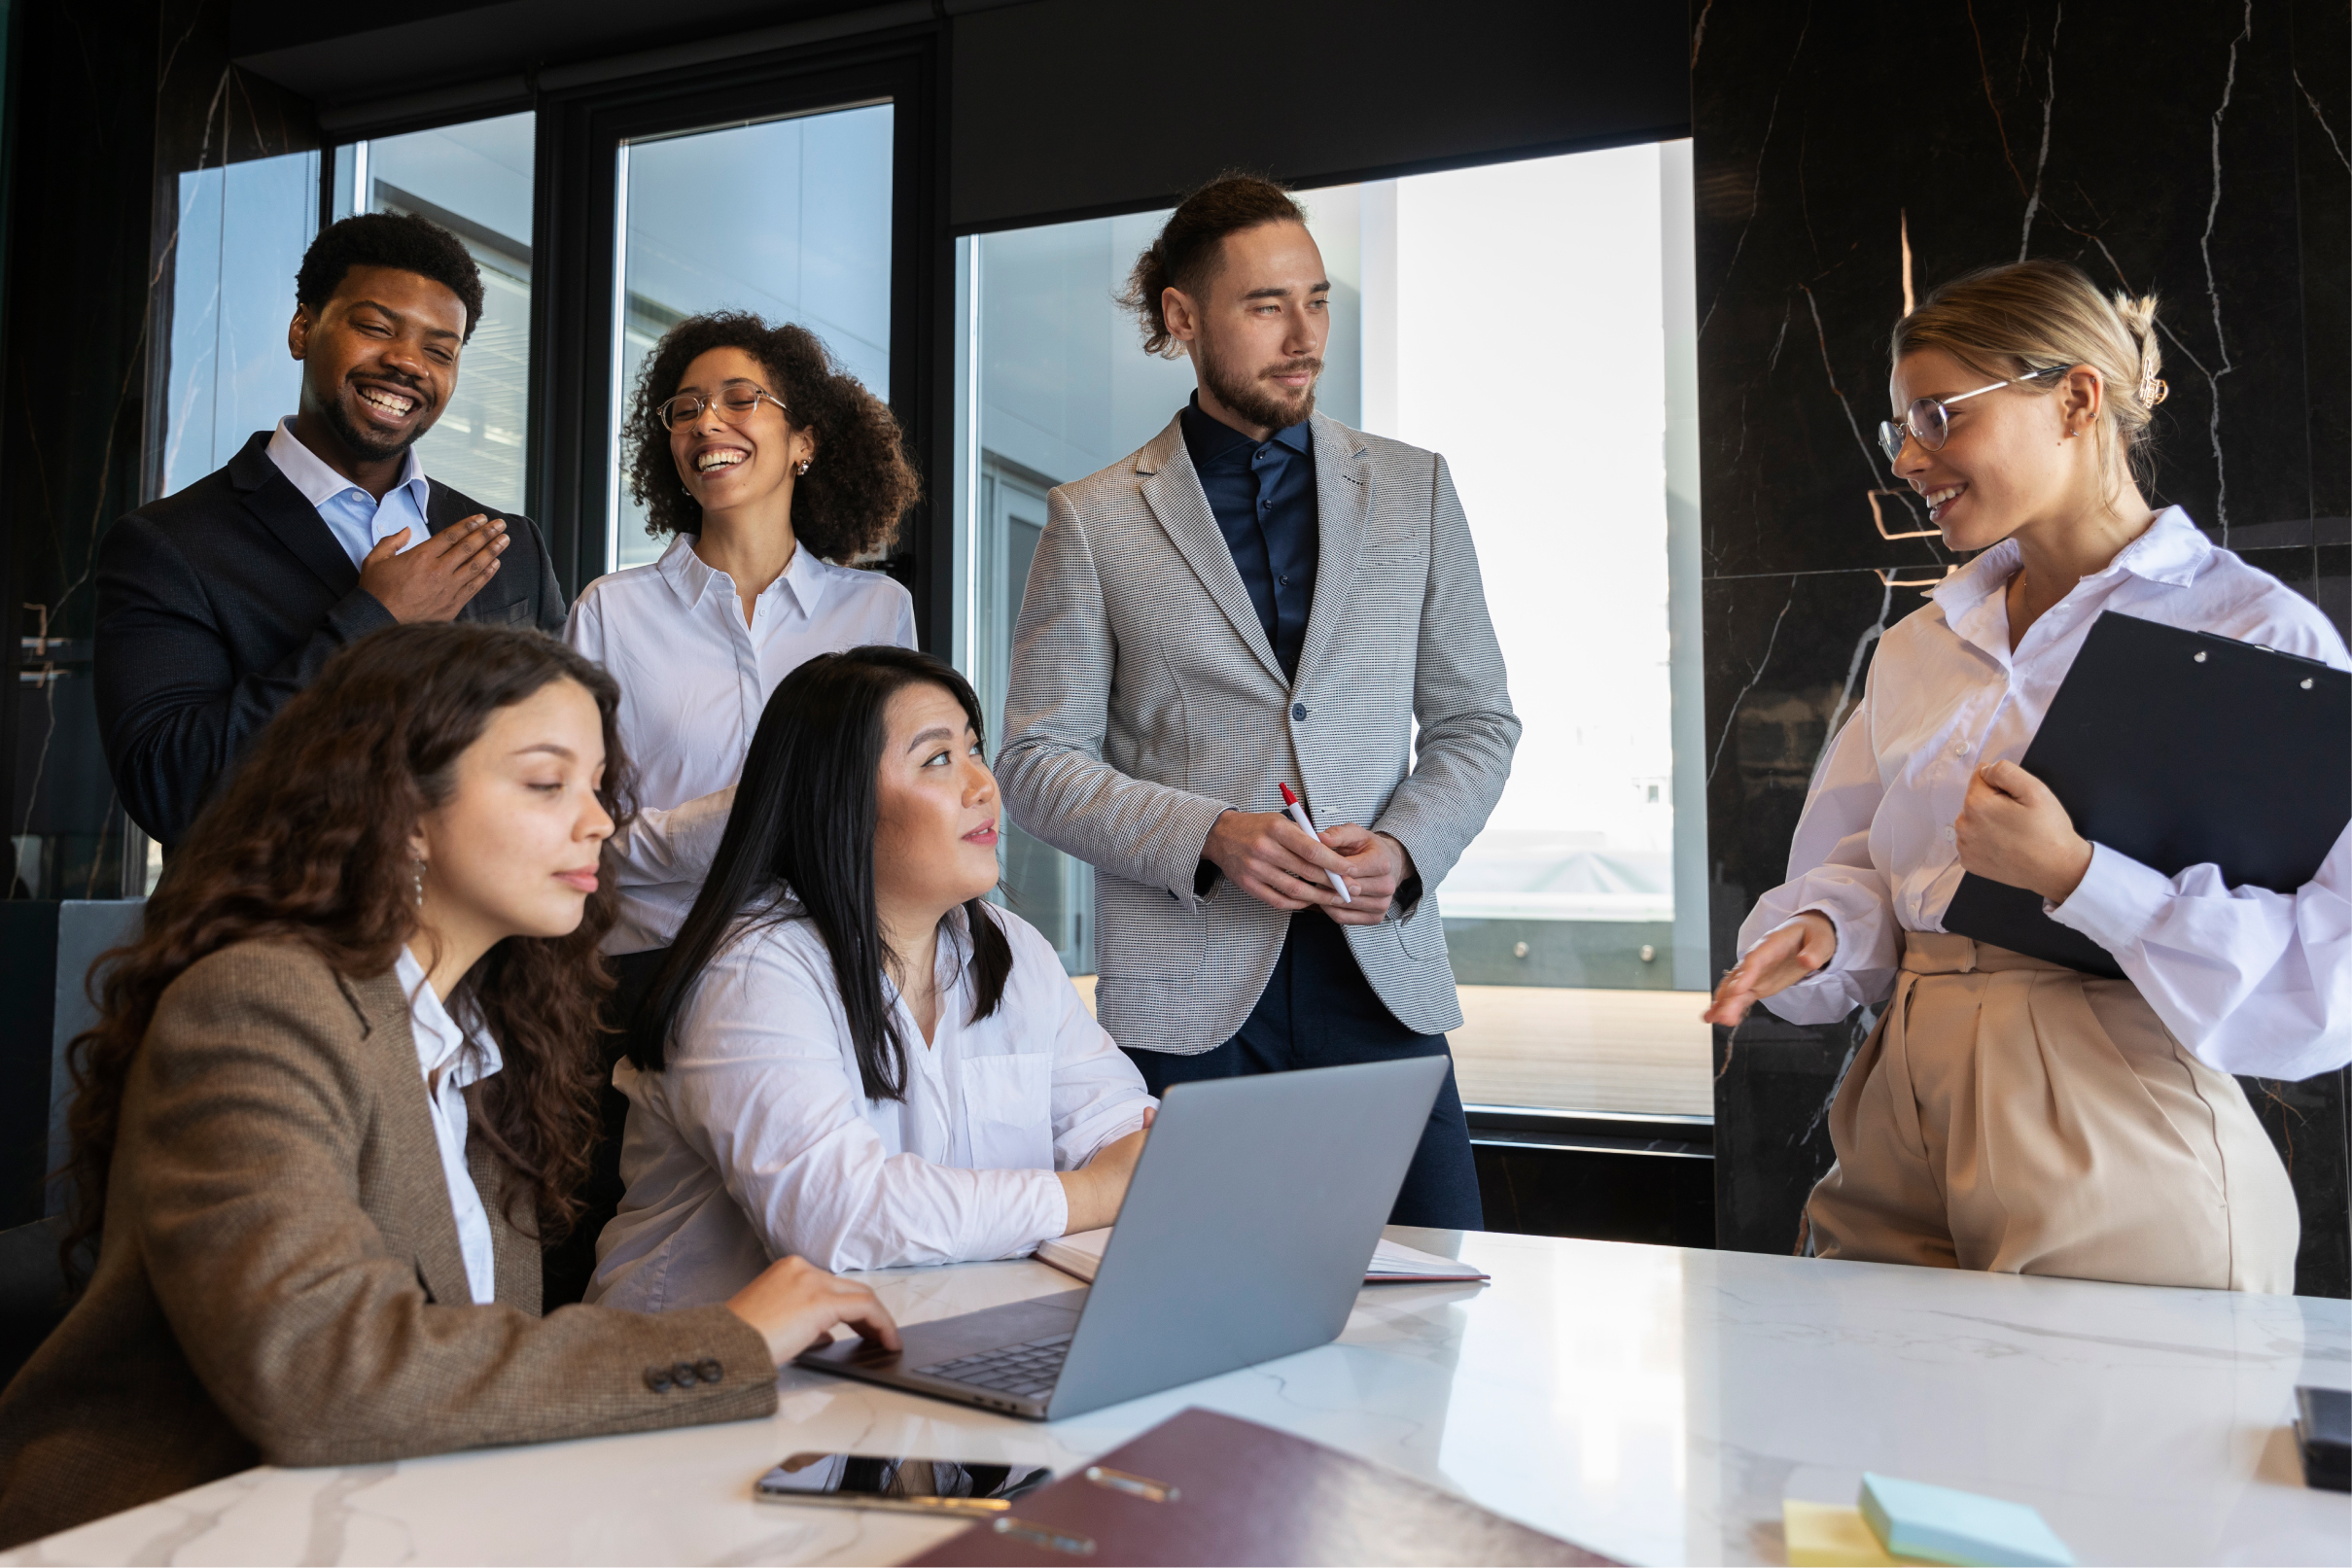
{"left": 264, "top": 417, "right": 433, "bottom": 570}
{"left": 565, "top": 534, "right": 918, "bottom": 953}
{"left": 396, "top": 947, "right": 503, "bottom": 1305}
{"left": 1741, "top": 507, "right": 2351, "bottom": 1082}
{"left": 586, "top": 902, "right": 1155, "bottom": 1307}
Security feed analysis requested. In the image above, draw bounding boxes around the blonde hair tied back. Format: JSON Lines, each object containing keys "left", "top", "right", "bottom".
{"left": 1891, "top": 258, "right": 2166, "bottom": 496}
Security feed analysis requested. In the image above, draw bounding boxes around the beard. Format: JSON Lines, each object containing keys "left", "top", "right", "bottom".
{"left": 322, "top": 374, "right": 431, "bottom": 463}
{"left": 1198, "top": 336, "right": 1319, "bottom": 433}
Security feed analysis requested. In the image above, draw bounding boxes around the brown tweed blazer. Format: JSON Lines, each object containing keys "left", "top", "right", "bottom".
{"left": 0, "top": 940, "right": 776, "bottom": 1550}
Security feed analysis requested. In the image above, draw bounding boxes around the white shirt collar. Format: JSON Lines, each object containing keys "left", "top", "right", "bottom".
{"left": 654, "top": 532, "right": 830, "bottom": 621}
{"left": 1930, "top": 505, "right": 2209, "bottom": 622}
{"left": 396, "top": 946, "right": 503, "bottom": 1088}
{"left": 267, "top": 417, "right": 429, "bottom": 512}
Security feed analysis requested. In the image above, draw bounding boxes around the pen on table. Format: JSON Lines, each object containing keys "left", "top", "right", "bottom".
{"left": 1279, "top": 783, "right": 1352, "bottom": 904}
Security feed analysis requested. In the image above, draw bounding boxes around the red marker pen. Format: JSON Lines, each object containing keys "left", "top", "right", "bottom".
{"left": 1279, "top": 783, "right": 1352, "bottom": 904}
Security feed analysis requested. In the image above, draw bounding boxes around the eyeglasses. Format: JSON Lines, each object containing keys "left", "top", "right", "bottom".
{"left": 1878, "top": 366, "right": 2064, "bottom": 465}
{"left": 657, "top": 380, "right": 789, "bottom": 432}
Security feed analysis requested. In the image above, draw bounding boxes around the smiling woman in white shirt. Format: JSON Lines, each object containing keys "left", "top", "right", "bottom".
{"left": 587, "top": 647, "right": 1156, "bottom": 1305}
{"left": 1704, "top": 259, "right": 2348, "bottom": 1294}
{"left": 566, "top": 314, "right": 922, "bottom": 962}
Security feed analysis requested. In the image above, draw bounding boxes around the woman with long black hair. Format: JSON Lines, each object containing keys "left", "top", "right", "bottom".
{"left": 587, "top": 647, "right": 1156, "bottom": 1307}
{"left": 0, "top": 624, "right": 895, "bottom": 1548}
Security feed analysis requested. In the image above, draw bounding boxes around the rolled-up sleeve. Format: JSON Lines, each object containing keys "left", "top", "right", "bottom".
{"left": 2048, "top": 825, "right": 2350, "bottom": 1080}
{"left": 1739, "top": 678, "right": 1904, "bottom": 1025}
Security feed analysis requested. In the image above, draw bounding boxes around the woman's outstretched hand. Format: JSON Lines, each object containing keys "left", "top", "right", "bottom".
{"left": 1702, "top": 911, "right": 1837, "bottom": 1027}
{"left": 725, "top": 1254, "right": 900, "bottom": 1364}
{"left": 1056, "top": 1105, "right": 1156, "bottom": 1235}
{"left": 1954, "top": 759, "right": 2093, "bottom": 903}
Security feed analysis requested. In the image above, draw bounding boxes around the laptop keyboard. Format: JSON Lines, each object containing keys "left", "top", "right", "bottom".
{"left": 916, "top": 1334, "right": 1072, "bottom": 1401}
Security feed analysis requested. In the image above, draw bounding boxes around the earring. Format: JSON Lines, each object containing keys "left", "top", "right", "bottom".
{"left": 795, "top": 460, "right": 812, "bottom": 476}
{"left": 412, "top": 858, "right": 427, "bottom": 910}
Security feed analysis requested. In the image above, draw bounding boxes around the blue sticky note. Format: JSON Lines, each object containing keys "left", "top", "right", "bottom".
{"left": 1858, "top": 1473, "right": 2074, "bottom": 1567}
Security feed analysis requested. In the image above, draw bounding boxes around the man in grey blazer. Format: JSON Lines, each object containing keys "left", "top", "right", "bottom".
{"left": 998, "top": 176, "right": 1519, "bottom": 1227}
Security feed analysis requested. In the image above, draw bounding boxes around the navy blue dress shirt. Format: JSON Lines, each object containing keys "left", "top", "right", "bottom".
{"left": 1179, "top": 394, "right": 1316, "bottom": 683}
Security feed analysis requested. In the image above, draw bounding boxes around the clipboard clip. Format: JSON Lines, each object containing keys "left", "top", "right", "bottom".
{"left": 1085, "top": 1465, "right": 1180, "bottom": 1503}
{"left": 991, "top": 1516, "right": 1096, "bottom": 1555}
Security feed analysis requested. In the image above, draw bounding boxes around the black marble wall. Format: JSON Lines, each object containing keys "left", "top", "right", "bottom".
{"left": 1696, "top": 1, "right": 2351, "bottom": 1296}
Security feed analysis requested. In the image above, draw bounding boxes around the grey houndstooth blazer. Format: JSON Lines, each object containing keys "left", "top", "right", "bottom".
{"left": 998, "top": 410, "right": 1520, "bottom": 1056}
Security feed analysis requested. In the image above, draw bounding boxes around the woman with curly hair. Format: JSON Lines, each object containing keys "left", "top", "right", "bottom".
{"left": 568, "top": 315, "right": 923, "bottom": 971}
{"left": 0, "top": 623, "right": 895, "bottom": 1549}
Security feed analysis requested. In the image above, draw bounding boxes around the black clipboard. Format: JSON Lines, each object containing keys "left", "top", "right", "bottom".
{"left": 1941, "top": 610, "right": 2351, "bottom": 977}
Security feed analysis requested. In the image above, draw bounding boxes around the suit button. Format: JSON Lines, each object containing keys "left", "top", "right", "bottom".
{"left": 697, "top": 1359, "right": 723, "bottom": 1383}
{"left": 672, "top": 1360, "right": 700, "bottom": 1387}
{"left": 1291, "top": 703, "right": 1308, "bottom": 721}
{"left": 645, "top": 1367, "right": 673, "bottom": 1393}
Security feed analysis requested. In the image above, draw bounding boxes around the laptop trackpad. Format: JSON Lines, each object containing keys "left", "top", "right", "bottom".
{"left": 798, "top": 1288, "right": 1090, "bottom": 1373}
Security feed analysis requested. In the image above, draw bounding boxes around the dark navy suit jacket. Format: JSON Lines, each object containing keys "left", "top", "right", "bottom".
{"left": 94, "top": 430, "right": 567, "bottom": 847}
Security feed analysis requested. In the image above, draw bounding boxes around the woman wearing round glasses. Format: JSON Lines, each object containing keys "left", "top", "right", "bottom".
{"left": 567, "top": 316, "right": 921, "bottom": 960}
{"left": 556, "top": 317, "right": 920, "bottom": 1294}
{"left": 1705, "top": 259, "right": 2348, "bottom": 1293}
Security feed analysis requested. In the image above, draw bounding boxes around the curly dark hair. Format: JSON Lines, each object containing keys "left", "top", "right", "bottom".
{"left": 297, "top": 212, "right": 486, "bottom": 342}
{"left": 1120, "top": 172, "right": 1308, "bottom": 358}
{"left": 62, "top": 623, "right": 631, "bottom": 1280}
{"left": 622, "top": 313, "right": 921, "bottom": 563}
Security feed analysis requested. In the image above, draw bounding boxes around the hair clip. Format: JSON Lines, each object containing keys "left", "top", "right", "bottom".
{"left": 2141, "top": 371, "right": 2168, "bottom": 408}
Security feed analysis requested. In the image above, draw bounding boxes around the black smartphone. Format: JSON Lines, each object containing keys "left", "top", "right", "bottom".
{"left": 754, "top": 1452, "right": 1055, "bottom": 1515}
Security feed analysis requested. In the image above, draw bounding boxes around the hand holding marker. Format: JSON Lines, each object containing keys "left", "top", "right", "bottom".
{"left": 1279, "top": 783, "right": 1352, "bottom": 905}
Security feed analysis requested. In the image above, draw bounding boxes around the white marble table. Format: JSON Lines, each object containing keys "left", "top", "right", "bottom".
{"left": 9, "top": 1229, "right": 2346, "bottom": 1566}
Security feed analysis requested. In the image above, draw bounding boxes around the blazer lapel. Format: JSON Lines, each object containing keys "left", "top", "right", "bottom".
{"left": 349, "top": 970, "right": 474, "bottom": 1309}
{"left": 1294, "top": 416, "right": 1372, "bottom": 689}
{"left": 228, "top": 431, "right": 361, "bottom": 599}
{"left": 1135, "top": 418, "right": 1287, "bottom": 687}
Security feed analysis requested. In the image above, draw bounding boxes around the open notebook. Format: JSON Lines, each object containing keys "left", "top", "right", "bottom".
{"left": 1035, "top": 1227, "right": 1490, "bottom": 1286}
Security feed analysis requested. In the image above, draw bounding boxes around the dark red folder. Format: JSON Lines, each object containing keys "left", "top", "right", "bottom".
{"left": 903, "top": 1407, "right": 1618, "bottom": 1566}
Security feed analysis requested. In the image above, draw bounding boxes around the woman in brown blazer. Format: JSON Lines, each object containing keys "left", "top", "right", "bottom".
{"left": 0, "top": 623, "right": 898, "bottom": 1549}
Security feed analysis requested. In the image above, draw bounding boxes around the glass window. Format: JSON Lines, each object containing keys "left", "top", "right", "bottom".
{"left": 333, "top": 112, "right": 537, "bottom": 513}
{"left": 957, "top": 144, "right": 1706, "bottom": 1115}
{"left": 608, "top": 102, "right": 894, "bottom": 574}
{"left": 158, "top": 151, "right": 321, "bottom": 498}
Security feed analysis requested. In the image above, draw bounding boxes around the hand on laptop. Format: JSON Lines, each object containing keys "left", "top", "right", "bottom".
{"left": 1056, "top": 1106, "right": 1156, "bottom": 1234}
{"left": 725, "top": 1254, "right": 901, "bottom": 1363}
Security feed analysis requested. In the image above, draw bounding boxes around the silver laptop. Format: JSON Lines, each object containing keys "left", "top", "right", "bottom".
{"left": 795, "top": 1055, "right": 1449, "bottom": 1420}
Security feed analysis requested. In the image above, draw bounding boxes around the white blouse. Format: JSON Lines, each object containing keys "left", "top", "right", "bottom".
{"left": 396, "top": 947, "right": 501, "bottom": 1306}
{"left": 566, "top": 535, "right": 918, "bottom": 954}
{"left": 585, "top": 902, "right": 1154, "bottom": 1307}
{"left": 1740, "top": 507, "right": 2351, "bottom": 1082}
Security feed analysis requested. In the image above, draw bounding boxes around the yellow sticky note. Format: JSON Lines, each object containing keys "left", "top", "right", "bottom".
{"left": 1783, "top": 1500, "right": 1933, "bottom": 1567}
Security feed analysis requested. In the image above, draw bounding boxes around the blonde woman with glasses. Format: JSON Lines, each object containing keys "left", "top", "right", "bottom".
{"left": 1704, "top": 259, "right": 2348, "bottom": 1293}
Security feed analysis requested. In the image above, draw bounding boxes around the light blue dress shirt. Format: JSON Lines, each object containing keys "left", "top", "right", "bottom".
{"left": 264, "top": 417, "right": 434, "bottom": 571}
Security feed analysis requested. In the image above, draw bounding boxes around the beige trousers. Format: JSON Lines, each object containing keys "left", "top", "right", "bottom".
{"left": 1804, "top": 932, "right": 2299, "bottom": 1293}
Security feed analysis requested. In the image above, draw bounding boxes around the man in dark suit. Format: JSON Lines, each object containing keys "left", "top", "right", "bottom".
{"left": 96, "top": 211, "right": 568, "bottom": 847}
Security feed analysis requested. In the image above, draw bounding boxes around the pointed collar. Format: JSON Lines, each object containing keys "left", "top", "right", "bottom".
{"left": 266, "top": 417, "right": 429, "bottom": 512}
{"left": 1930, "top": 505, "right": 2209, "bottom": 622}
{"left": 655, "top": 532, "right": 830, "bottom": 620}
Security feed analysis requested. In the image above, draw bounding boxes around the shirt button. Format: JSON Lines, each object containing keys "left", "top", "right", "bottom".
{"left": 1278, "top": 575, "right": 1291, "bottom": 587}
{"left": 1950, "top": 740, "right": 1969, "bottom": 756}
{"left": 1941, "top": 825, "right": 1956, "bottom": 843}
{"left": 1291, "top": 703, "right": 1309, "bottom": 721}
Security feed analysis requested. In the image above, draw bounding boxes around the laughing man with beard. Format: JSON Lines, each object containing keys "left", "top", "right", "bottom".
{"left": 95, "top": 212, "right": 566, "bottom": 848}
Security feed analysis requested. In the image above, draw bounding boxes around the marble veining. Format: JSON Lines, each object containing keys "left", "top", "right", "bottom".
{"left": 7, "top": 1230, "right": 2343, "bottom": 1567}
{"left": 1697, "top": 0, "right": 2351, "bottom": 1293}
